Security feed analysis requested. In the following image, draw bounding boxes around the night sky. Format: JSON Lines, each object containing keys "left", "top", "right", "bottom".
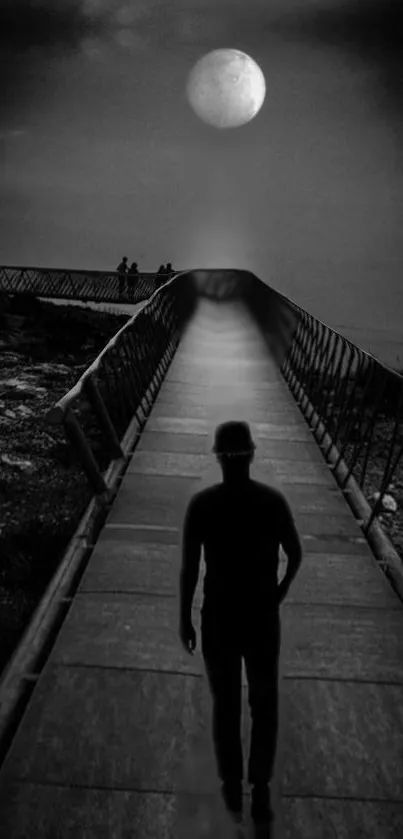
{"left": 1, "top": 0, "right": 402, "bottom": 361}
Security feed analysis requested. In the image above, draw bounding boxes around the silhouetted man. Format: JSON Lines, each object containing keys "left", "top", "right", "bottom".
{"left": 116, "top": 256, "right": 128, "bottom": 298}
{"left": 127, "top": 261, "right": 139, "bottom": 300}
{"left": 179, "top": 421, "right": 302, "bottom": 837}
{"left": 165, "top": 261, "right": 173, "bottom": 274}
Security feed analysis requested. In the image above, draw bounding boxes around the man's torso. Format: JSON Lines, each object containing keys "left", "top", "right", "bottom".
{"left": 194, "top": 479, "right": 284, "bottom": 637}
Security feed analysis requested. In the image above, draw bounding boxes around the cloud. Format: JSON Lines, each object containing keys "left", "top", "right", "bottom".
{"left": 113, "top": 28, "right": 149, "bottom": 52}
{"left": 267, "top": 0, "right": 403, "bottom": 115}
{"left": 278, "top": 0, "right": 402, "bottom": 51}
{"left": 0, "top": 0, "right": 107, "bottom": 53}
{"left": 0, "top": 128, "right": 27, "bottom": 138}
{"left": 0, "top": 1, "right": 114, "bottom": 121}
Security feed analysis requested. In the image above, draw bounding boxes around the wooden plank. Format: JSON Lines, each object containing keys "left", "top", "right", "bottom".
{"left": 259, "top": 485, "right": 352, "bottom": 514}
{"left": 127, "top": 451, "right": 336, "bottom": 487}
{"left": 165, "top": 374, "right": 284, "bottom": 388}
{"left": 77, "top": 540, "right": 185, "bottom": 598}
{"left": 46, "top": 595, "right": 403, "bottom": 683}
{"left": 98, "top": 492, "right": 362, "bottom": 540}
{"left": 0, "top": 782, "right": 182, "bottom": 839}
{"left": 145, "top": 415, "right": 314, "bottom": 441}
{"left": 280, "top": 798, "right": 403, "bottom": 839}
{"left": 149, "top": 402, "right": 308, "bottom": 422}
{"left": 136, "top": 431, "right": 328, "bottom": 464}
{"left": 0, "top": 664, "right": 212, "bottom": 790}
{"left": 104, "top": 475, "right": 197, "bottom": 528}
{"left": 155, "top": 396, "right": 300, "bottom": 417}
{"left": 295, "top": 514, "right": 362, "bottom": 538}
{"left": 164, "top": 370, "right": 285, "bottom": 386}
{"left": 158, "top": 380, "right": 284, "bottom": 397}
{"left": 78, "top": 540, "right": 400, "bottom": 610}
{"left": 288, "top": 552, "right": 401, "bottom": 609}
{"left": 301, "top": 534, "right": 370, "bottom": 555}
{"left": 0, "top": 777, "right": 246, "bottom": 839}
{"left": 100, "top": 526, "right": 180, "bottom": 545}
{"left": 157, "top": 385, "right": 297, "bottom": 405}
{"left": 105, "top": 473, "right": 357, "bottom": 523}
{"left": 136, "top": 431, "right": 215, "bottom": 454}
{"left": 274, "top": 679, "right": 403, "bottom": 800}
{"left": 49, "top": 594, "right": 204, "bottom": 674}
{"left": 172, "top": 355, "right": 273, "bottom": 367}
{"left": 280, "top": 603, "right": 403, "bottom": 681}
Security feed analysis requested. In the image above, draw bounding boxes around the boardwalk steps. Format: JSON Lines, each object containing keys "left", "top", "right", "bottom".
{"left": 0, "top": 297, "right": 402, "bottom": 838}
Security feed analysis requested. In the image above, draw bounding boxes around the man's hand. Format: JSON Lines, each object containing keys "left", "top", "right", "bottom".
{"left": 277, "top": 582, "right": 286, "bottom": 606}
{"left": 179, "top": 619, "right": 196, "bottom": 656}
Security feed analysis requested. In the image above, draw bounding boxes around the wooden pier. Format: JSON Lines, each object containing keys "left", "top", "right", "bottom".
{"left": 0, "top": 297, "right": 402, "bottom": 838}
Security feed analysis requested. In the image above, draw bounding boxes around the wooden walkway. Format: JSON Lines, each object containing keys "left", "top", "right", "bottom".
{"left": 0, "top": 297, "right": 402, "bottom": 838}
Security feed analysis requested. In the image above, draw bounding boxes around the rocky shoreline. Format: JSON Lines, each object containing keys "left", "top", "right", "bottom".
{"left": 0, "top": 292, "right": 130, "bottom": 677}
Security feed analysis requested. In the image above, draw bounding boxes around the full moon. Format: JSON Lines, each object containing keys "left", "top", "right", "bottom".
{"left": 186, "top": 49, "right": 266, "bottom": 129}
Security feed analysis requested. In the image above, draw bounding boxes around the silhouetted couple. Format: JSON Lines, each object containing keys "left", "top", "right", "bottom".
{"left": 180, "top": 421, "right": 302, "bottom": 837}
{"left": 156, "top": 262, "right": 173, "bottom": 286}
{"left": 116, "top": 257, "right": 139, "bottom": 299}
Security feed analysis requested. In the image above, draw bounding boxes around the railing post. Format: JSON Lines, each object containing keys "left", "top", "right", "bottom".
{"left": 64, "top": 408, "right": 107, "bottom": 495}
{"left": 83, "top": 375, "right": 124, "bottom": 459}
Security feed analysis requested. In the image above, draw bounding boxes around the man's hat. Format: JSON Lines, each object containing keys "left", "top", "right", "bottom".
{"left": 212, "top": 421, "right": 256, "bottom": 457}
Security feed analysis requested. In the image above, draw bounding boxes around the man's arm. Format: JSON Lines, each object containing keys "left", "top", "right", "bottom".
{"left": 179, "top": 496, "right": 202, "bottom": 625}
{"left": 277, "top": 496, "right": 303, "bottom": 604}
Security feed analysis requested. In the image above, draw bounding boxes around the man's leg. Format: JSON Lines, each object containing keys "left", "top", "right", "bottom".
{"left": 243, "top": 618, "right": 281, "bottom": 823}
{"left": 201, "top": 630, "right": 243, "bottom": 814}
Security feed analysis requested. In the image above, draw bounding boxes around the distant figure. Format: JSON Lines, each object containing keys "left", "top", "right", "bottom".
{"left": 179, "top": 421, "right": 302, "bottom": 836}
{"left": 165, "top": 261, "right": 173, "bottom": 274}
{"left": 156, "top": 264, "right": 168, "bottom": 288}
{"left": 116, "top": 256, "right": 128, "bottom": 298}
{"left": 127, "top": 261, "right": 139, "bottom": 300}
{"left": 156, "top": 264, "right": 166, "bottom": 284}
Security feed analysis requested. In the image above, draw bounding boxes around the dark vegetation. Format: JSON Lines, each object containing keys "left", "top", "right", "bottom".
{"left": 0, "top": 292, "right": 129, "bottom": 676}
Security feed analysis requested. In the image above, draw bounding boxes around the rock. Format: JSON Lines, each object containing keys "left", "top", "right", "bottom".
{"left": 0, "top": 454, "right": 36, "bottom": 471}
{"left": 371, "top": 491, "right": 398, "bottom": 513}
{"left": 37, "top": 362, "right": 70, "bottom": 373}
{"left": 17, "top": 405, "right": 34, "bottom": 417}
{"left": 0, "top": 377, "right": 31, "bottom": 390}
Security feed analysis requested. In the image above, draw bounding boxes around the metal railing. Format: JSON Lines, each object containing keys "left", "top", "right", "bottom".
{"left": 45, "top": 273, "right": 196, "bottom": 493}
{"left": 41, "top": 265, "right": 403, "bottom": 544}
{"left": 179, "top": 270, "right": 403, "bottom": 542}
{"left": 0, "top": 265, "right": 174, "bottom": 305}
{"left": 273, "top": 291, "right": 403, "bottom": 537}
